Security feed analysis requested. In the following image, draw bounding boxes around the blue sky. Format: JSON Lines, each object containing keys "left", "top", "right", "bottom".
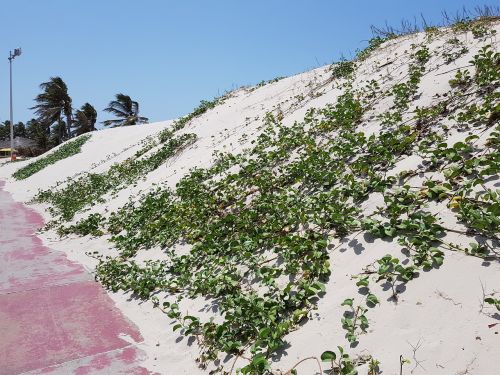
{"left": 0, "top": 1, "right": 496, "bottom": 126}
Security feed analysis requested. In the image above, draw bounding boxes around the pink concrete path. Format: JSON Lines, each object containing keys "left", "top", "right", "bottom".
{"left": 0, "top": 181, "right": 154, "bottom": 375}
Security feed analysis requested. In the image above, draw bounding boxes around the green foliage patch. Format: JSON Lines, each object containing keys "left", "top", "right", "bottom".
{"left": 13, "top": 134, "right": 91, "bottom": 180}
{"left": 37, "top": 131, "right": 197, "bottom": 220}
{"left": 70, "top": 43, "right": 439, "bottom": 372}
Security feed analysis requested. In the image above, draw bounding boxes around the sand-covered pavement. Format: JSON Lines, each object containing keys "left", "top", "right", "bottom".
{"left": 0, "top": 180, "right": 154, "bottom": 375}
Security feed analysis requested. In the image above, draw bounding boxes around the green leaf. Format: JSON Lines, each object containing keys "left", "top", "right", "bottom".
{"left": 485, "top": 297, "right": 500, "bottom": 310}
{"left": 346, "top": 332, "right": 357, "bottom": 343}
{"left": 384, "top": 226, "right": 396, "bottom": 237}
{"left": 366, "top": 293, "right": 379, "bottom": 307}
{"left": 321, "top": 350, "right": 337, "bottom": 361}
{"left": 356, "top": 277, "right": 369, "bottom": 287}
{"left": 259, "top": 327, "right": 271, "bottom": 339}
{"left": 452, "top": 141, "right": 467, "bottom": 150}
{"left": 341, "top": 298, "right": 354, "bottom": 307}
{"left": 250, "top": 354, "right": 270, "bottom": 371}
{"left": 378, "top": 264, "right": 390, "bottom": 274}
{"left": 342, "top": 317, "right": 354, "bottom": 328}
{"left": 311, "top": 281, "right": 326, "bottom": 293}
{"left": 433, "top": 255, "right": 444, "bottom": 266}
{"left": 359, "top": 315, "right": 369, "bottom": 330}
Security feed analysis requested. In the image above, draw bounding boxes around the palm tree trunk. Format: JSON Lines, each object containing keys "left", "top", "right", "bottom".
{"left": 58, "top": 115, "right": 63, "bottom": 144}
{"left": 66, "top": 112, "right": 72, "bottom": 138}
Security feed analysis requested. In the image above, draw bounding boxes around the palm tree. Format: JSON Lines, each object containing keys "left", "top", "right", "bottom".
{"left": 73, "top": 103, "right": 97, "bottom": 135}
{"left": 0, "top": 121, "right": 9, "bottom": 140}
{"left": 26, "top": 119, "right": 50, "bottom": 150}
{"left": 103, "top": 93, "right": 148, "bottom": 127}
{"left": 31, "top": 77, "right": 73, "bottom": 143}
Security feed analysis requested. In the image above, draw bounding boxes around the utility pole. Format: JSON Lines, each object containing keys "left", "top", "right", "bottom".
{"left": 8, "top": 48, "right": 22, "bottom": 161}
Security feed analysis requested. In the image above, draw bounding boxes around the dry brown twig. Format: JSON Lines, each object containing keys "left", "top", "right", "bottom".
{"left": 282, "top": 356, "right": 323, "bottom": 375}
{"left": 407, "top": 339, "right": 426, "bottom": 373}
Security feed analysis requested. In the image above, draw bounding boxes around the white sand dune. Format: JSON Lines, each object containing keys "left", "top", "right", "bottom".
{"left": 1, "top": 21, "right": 499, "bottom": 375}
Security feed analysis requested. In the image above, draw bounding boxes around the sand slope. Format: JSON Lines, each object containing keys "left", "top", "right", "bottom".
{"left": 1, "top": 21, "right": 499, "bottom": 375}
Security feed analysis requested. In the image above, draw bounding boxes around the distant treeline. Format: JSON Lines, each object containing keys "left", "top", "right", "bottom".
{"left": 1, "top": 76, "right": 148, "bottom": 154}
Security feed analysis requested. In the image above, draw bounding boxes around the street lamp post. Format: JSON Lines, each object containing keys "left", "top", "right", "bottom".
{"left": 8, "top": 48, "right": 22, "bottom": 162}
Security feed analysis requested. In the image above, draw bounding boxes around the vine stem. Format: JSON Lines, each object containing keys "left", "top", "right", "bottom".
{"left": 440, "top": 226, "right": 469, "bottom": 235}
{"left": 258, "top": 256, "right": 279, "bottom": 266}
{"left": 283, "top": 356, "right": 323, "bottom": 375}
{"left": 228, "top": 344, "right": 251, "bottom": 375}
{"left": 435, "top": 64, "right": 474, "bottom": 76}
{"left": 229, "top": 353, "right": 241, "bottom": 375}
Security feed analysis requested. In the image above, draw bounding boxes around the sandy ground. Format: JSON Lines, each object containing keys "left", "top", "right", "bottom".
{"left": 0, "top": 22, "right": 499, "bottom": 375}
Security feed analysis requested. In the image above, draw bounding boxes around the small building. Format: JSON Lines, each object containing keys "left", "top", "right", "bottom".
{"left": 0, "top": 137, "right": 42, "bottom": 157}
{"left": 0, "top": 148, "right": 18, "bottom": 158}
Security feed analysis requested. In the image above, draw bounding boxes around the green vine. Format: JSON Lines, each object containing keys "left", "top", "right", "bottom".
{"left": 13, "top": 134, "right": 91, "bottom": 180}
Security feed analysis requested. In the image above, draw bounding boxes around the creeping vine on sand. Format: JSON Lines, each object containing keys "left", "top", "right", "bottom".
{"left": 36, "top": 17, "right": 499, "bottom": 374}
